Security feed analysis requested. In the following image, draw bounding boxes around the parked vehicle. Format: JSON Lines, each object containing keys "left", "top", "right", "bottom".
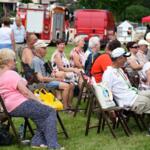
{"left": 17, "top": 3, "right": 69, "bottom": 43}
{"left": 74, "top": 9, "right": 115, "bottom": 46}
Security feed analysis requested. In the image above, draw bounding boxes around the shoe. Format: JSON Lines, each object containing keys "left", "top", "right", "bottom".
{"left": 32, "top": 144, "right": 48, "bottom": 149}
{"left": 21, "top": 139, "right": 30, "bottom": 145}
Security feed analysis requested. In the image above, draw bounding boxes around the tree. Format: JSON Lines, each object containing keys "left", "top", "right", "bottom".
{"left": 100, "top": 0, "right": 144, "bottom": 21}
{"left": 77, "top": 0, "right": 102, "bottom": 9}
{"left": 21, "top": 0, "right": 32, "bottom": 3}
{"left": 126, "top": 5, "right": 150, "bottom": 22}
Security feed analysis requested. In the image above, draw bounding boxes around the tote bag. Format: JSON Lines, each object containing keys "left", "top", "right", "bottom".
{"left": 92, "top": 78, "right": 116, "bottom": 109}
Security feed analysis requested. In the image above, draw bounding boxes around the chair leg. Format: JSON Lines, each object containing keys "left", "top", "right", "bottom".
{"left": 85, "top": 94, "right": 94, "bottom": 136}
{"left": 139, "top": 115, "right": 147, "bottom": 130}
{"left": 73, "top": 83, "right": 85, "bottom": 117}
{"left": 23, "top": 118, "right": 34, "bottom": 138}
{"left": 119, "top": 112, "right": 132, "bottom": 135}
{"left": 57, "top": 112, "right": 69, "bottom": 138}
{"left": 8, "top": 117, "right": 20, "bottom": 144}
{"left": 132, "top": 112, "right": 143, "bottom": 131}
{"left": 115, "top": 111, "right": 130, "bottom": 137}
{"left": 97, "top": 112, "right": 102, "bottom": 133}
{"left": 102, "top": 111, "right": 117, "bottom": 138}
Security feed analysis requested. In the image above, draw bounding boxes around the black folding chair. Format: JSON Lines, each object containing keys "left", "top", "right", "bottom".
{"left": 0, "top": 96, "right": 34, "bottom": 144}
{"left": 73, "top": 72, "right": 91, "bottom": 117}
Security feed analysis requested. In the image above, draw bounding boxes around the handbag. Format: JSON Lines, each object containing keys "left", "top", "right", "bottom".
{"left": 34, "top": 88, "right": 63, "bottom": 110}
{"left": 91, "top": 78, "right": 116, "bottom": 109}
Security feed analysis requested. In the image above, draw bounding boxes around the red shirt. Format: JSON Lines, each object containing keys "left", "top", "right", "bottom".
{"left": 91, "top": 53, "right": 112, "bottom": 83}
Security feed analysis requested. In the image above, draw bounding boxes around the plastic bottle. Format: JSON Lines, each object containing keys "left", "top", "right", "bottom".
{"left": 18, "top": 124, "right": 24, "bottom": 140}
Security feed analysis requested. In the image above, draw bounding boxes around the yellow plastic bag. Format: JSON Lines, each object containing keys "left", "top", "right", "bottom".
{"left": 34, "top": 88, "right": 63, "bottom": 111}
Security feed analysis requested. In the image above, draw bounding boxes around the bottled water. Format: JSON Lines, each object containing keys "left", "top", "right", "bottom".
{"left": 18, "top": 124, "right": 24, "bottom": 140}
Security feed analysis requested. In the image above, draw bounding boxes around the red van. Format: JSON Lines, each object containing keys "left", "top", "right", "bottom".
{"left": 74, "top": 9, "right": 115, "bottom": 45}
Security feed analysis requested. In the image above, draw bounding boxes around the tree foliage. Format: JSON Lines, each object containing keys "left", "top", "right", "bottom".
{"left": 21, "top": 0, "right": 32, "bottom": 3}
{"left": 126, "top": 5, "right": 150, "bottom": 22}
{"left": 77, "top": 0, "right": 102, "bottom": 9}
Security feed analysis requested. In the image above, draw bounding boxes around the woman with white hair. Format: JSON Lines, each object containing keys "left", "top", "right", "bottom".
{"left": 0, "top": 48, "right": 63, "bottom": 149}
{"left": 70, "top": 36, "right": 85, "bottom": 69}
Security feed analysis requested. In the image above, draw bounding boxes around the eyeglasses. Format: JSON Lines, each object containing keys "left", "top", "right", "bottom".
{"left": 131, "top": 46, "right": 139, "bottom": 48}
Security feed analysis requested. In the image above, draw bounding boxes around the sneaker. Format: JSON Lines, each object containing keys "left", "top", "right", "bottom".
{"left": 21, "top": 139, "right": 30, "bottom": 145}
{"left": 32, "top": 144, "right": 48, "bottom": 149}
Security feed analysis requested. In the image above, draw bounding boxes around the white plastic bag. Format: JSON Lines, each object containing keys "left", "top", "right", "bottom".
{"left": 91, "top": 77, "right": 116, "bottom": 109}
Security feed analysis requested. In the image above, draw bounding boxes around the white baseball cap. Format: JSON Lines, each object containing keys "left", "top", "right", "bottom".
{"left": 138, "top": 39, "right": 149, "bottom": 46}
{"left": 146, "top": 33, "right": 150, "bottom": 40}
{"left": 111, "top": 47, "right": 131, "bottom": 59}
{"left": 34, "top": 40, "right": 48, "bottom": 49}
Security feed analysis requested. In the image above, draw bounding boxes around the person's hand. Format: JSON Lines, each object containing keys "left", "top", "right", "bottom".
{"left": 74, "top": 68, "right": 81, "bottom": 74}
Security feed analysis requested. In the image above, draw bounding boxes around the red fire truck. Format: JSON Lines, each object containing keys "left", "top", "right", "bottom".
{"left": 17, "top": 3, "right": 69, "bottom": 43}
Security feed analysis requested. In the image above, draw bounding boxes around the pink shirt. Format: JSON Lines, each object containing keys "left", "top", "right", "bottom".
{"left": 0, "top": 70, "right": 28, "bottom": 112}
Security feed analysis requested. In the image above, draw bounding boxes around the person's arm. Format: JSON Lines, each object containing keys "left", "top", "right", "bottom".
{"left": 10, "top": 30, "right": 15, "bottom": 52}
{"left": 22, "top": 48, "right": 33, "bottom": 65}
{"left": 54, "top": 54, "right": 78, "bottom": 73}
{"left": 72, "top": 52, "right": 83, "bottom": 69}
{"left": 17, "top": 79, "right": 41, "bottom": 102}
{"left": 36, "top": 72, "right": 58, "bottom": 82}
{"left": 128, "top": 59, "right": 143, "bottom": 70}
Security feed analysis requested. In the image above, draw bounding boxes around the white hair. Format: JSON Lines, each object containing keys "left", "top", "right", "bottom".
{"left": 88, "top": 36, "right": 100, "bottom": 48}
{"left": 0, "top": 48, "right": 15, "bottom": 68}
{"left": 74, "top": 36, "right": 84, "bottom": 46}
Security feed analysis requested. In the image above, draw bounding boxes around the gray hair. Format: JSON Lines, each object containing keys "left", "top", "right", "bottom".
{"left": 74, "top": 36, "right": 84, "bottom": 46}
{"left": 0, "top": 49, "right": 15, "bottom": 68}
{"left": 88, "top": 36, "right": 100, "bottom": 48}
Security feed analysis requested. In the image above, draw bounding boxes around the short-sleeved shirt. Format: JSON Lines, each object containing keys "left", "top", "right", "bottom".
{"left": 0, "top": 27, "right": 12, "bottom": 44}
{"left": 11, "top": 23, "right": 26, "bottom": 43}
{"left": 0, "top": 70, "right": 28, "bottom": 112}
{"left": 32, "top": 56, "right": 60, "bottom": 89}
{"left": 91, "top": 53, "right": 112, "bottom": 83}
{"left": 102, "top": 66, "right": 138, "bottom": 107}
{"left": 32, "top": 56, "right": 48, "bottom": 76}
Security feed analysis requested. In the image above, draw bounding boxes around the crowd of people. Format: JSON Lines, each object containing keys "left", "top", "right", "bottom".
{"left": 1, "top": 16, "right": 150, "bottom": 149}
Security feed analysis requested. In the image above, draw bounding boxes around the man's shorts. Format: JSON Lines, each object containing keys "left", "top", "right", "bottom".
{"left": 45, "top": 81, "right": 60, "bottom": 89}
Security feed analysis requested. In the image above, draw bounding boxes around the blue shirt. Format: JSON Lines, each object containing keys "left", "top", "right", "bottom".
{"left": 11, "top": 23, "right": 26, "bottom": 43}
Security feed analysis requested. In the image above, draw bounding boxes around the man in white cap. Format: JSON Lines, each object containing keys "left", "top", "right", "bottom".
{"left": 136, "top": 39, "right": 149, "bottom": 64}
{"left": 102, "top": 47, "right": 150, "bottom": 115}
{"left": 31, "top": 40, "right": 74, "bottom": 109}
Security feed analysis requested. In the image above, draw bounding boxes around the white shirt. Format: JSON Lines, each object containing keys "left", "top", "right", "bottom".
{"left": 0, "top": 27, "right": 12, "bottom": 44}
{"left": 11, "top": 23, "right": 26, "bottom": 43}
{"left": 102, "top": 66, "right": 138, "bottom": 107}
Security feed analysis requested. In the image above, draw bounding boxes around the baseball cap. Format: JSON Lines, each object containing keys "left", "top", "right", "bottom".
{"left": 146, "top": 33, "right": 150, "bottom": 40}
{"left": 138, "top": 39, "right": 149, "bottom": 46}
{"left": 111, "top": 47, "right": 131, "bottom": 59}
{"left": 34, "top": 40, "right": 48, "bottom": 49}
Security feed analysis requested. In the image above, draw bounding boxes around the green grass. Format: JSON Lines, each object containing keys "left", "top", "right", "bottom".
{"left": 3, "top": 44, "right": 150, "bottom": 150}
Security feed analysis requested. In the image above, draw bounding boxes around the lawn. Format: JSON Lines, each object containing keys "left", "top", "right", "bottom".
{"left": 2, "top": 44, "right": 150, "bottom": 150}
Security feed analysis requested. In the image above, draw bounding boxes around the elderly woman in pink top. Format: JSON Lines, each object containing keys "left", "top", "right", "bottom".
{"left": 70, "top": 36, "right": 86, "bottom": 69}
{"left": 0, "top": 49, "right": 63, "bottom": 150}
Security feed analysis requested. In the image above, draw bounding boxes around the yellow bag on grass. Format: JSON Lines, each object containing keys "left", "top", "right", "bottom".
{"left": 34, "top": 88, "right": 63, "bottom": 111}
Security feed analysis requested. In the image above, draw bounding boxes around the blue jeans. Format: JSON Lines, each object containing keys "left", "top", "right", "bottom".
{"left": 0, "top": 43, "right": 12, "bottom": 49}
{"left": 10, "top": 100, "right": 60, "bottom": 149}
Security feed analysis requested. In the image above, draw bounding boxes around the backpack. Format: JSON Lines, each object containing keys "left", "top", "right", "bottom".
{"left": 44, "top": 61, "right": 53, "bottom": 75}
{"left": 0, "top": 123, "right": 13, "bottom": 145}
{"left": 21, "top": 62, "right": 39, "bottom": 85}
{"left": 84, "top": 52, "right": 101, "bottom": 76}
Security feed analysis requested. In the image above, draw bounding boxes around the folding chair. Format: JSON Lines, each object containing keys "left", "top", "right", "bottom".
{"left": 85, "top": 85, "right": 131, "bottom": 138}
{"left": 21, "top": 62, "right": 69, "bottom": 139}
{"left": 0, "top": 96, "right": 34, "bottom": 144}
{"left": 73, "top": 72, "right": 91, "bottom": 117}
